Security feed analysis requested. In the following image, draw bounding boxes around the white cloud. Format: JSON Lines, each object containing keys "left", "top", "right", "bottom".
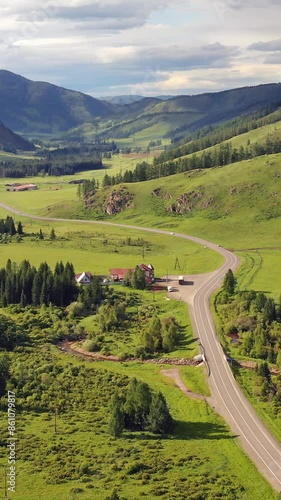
{"left": 0, "top": 0, "right": 281, "bottom": 95}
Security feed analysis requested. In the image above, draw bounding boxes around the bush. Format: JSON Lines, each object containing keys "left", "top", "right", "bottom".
{"left": 82, "top": 339, "right": 101, "bottom": 352}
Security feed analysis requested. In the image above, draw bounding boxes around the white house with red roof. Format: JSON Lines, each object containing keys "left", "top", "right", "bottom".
{"left": 75, "top": 272, "right": 93, "bottom": 285}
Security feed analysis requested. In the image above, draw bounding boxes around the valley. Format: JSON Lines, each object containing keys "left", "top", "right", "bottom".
{"left": 0, "top": 73, "right": 281, "bottom": 499}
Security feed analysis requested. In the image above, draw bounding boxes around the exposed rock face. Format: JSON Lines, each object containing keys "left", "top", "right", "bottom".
{"left": 151, "top": 188, "right": 172, "bottom": 199}
{"left": 168, "top": 191, "right": 203, "bottom": 214}
{"left": 152, "top": 188, "right": 162, "bottom": 197}
{"left": 104, "top": 188, "right": 134, "bottom": 215}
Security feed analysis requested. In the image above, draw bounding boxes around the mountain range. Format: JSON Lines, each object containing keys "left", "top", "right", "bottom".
{"left": 1, "top": 70, "right": 281, "bottom": 141}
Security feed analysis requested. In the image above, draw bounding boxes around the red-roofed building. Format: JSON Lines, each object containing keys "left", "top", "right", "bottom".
{"left": 110, "top": 264, "right": 154, "bottom": 283}
{"left": 75, "top": 272, "right": 93, "bottom": 285}
{"left": 139, "top": 264, "right": 154, "bottom": 283}
{"left": 110, "top": 268, "right": 133, "bottom": 282}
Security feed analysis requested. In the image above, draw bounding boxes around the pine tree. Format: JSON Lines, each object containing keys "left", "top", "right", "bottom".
{"left": 39, "top": 229, "right": 44, "bottom": 240}
{"left": 50, "top": 228, "right": 56, "bottom": 240}
{"left": 148, "top": 392, "right": 174, "bottom": 435}
{"left": 17, "top": 221, "right": 23, "bottom": 235}
{"left": 131, "top": 266, "right": 146, "bottom": 290}
{"left": 32, "top": 273, "right": 42, "bottom": 306}
{"left": 223, "top": 269, "right": 236, "bottom": 295}
{"left": 5, "top": 216, "right": 16, "bottom": 236}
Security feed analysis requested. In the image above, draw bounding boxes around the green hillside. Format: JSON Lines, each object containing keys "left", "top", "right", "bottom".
{"left": 0, "top": 70, "right": 114, "bottom": 134}
{"left": 36, "top": 153, "right": 281, "bottom": 298}
{"left": 0, "top": 122, "right": 35, "bottom": 151}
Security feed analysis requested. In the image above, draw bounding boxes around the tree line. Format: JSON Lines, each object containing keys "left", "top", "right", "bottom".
{"left": 168, "top": 103, "right": 281, "bottom": 142}
{"left": 219, "top": 269, "right": 281, "bottom": 365}
{"left": 161, "top": 104, "right": 281, "bottom": 161}
{"left": 0, "top": 259, "right": 79, "bottom": 308}
{"left": 0, "top": 157, "right": 103, "bottom": 178}
{"left": 101, "top": 136, "right": 281, "bottom": 187}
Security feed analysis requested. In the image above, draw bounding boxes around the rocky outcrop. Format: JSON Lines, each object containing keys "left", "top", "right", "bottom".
{"left": 151, "top": 188, "right": 172, "bottom": 199}
{"left": 104, "top": 188, "right": 134, "bottom": 215}
{"left": 168, "top": 191, "right": 203, "bottom": 214}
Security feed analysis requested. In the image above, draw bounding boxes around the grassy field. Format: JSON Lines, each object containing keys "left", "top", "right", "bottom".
{"left": 0, "top": 216, "right": 222, "bottom": 277}
{"left": 0, "top": 346, "right": 276, "bottom": 500}
{"left": 0, "top": 150, "right": 38, "bottom": 161}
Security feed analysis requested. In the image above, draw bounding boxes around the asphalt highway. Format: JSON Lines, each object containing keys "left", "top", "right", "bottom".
{"left": 1, "top": 201, "right": 281, "bottom": 491}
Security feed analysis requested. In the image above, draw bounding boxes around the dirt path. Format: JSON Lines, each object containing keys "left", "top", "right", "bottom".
{"left": 61, "top": 341, "right": 200, "bottom": 367}
{"left": 161, "top": 368, "right": 207, "bottom": 401}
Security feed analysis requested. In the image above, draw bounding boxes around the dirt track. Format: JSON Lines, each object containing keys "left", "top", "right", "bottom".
{"left": 161, "top": 368, "right": 207, "bottom": 401}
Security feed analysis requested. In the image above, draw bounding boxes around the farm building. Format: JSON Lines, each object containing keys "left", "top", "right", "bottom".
{"left": 7, "top": 183, "right": 38, "bottom": 192}
{"left": 75, "top": 272, "right": 93, "bottom": 285}
{"left": 110, "top": 264, "right": 154, "bottom": 284}
{"left": 110, "top": 268, "right": 132, "bottom": 282}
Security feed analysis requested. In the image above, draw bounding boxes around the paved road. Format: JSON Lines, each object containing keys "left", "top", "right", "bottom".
{"left": 1, "top": 202, "right": 281, "bottom": 491}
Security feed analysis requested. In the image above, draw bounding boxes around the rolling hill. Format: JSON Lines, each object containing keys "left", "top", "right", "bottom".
{"left": 0, "top": 70, "right": 115, "bottom": 135}
{"left": 0, "top": 121, "right": 35, "bottom": 151}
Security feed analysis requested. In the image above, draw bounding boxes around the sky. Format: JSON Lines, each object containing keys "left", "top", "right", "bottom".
{"left": 1, "top": 0, "right": 281, "bottom": 97}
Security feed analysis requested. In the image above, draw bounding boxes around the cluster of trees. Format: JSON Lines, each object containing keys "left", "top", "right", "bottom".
{"left": 123, "top": 266, "right": 147, "bottom": 290}
{"left": 0, "top": 156, "right": 103, "bottom": 178}
{"left": 0, "top": 259, "right": 78, "bottom": 308}
{"left": 142, "top": 315, "right": 180, "bottom": 354}
{"left": 77, "top": 178, "right": 99, "bottom": 204}
{"left": 35, "top": 141, "right": 118, "bottom": 159}
{"left": 217, "top": 272, "right": 281, "bottom": 365}
{"left": 0, "top": 142, "right": 119, "bottom": 178}
{"left": 0, "top": 216, "right": 23, "bottom": 236}
{"left": 253, "top": 361, "right": 281, "bottom": 404}
{"left": 108, "top": 378, "right": 174, "bottom": 437}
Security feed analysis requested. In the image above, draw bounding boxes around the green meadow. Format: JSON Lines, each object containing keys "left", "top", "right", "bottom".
{"left": 0, "top": 215, "right": 222, "bottom": 276}
{"left": 0, "top": 347, "right": 276, "bottom": 500}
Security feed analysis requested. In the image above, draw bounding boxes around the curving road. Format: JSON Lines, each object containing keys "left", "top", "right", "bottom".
{"left": 1, "top": 202, "right": 281, "bottom": 491}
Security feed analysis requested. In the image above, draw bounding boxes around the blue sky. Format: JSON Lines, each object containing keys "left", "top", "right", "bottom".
{"left": 1, "top": 0, "right": 281, "bottom": 97}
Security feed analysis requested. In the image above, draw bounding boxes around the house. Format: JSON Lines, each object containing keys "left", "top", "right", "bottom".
{"left": 109, "top": 264, "right": 155, "bottom": 284}
{"left": 139, "top": 264, "right": 154, "bottom": 283}
{"left": 110, "top": 268, "right": 132, "bottom": 282}
{"left": 75, "top": 272, "right": 93, "bottom": 285}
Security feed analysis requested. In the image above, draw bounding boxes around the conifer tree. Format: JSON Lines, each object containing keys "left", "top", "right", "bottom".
{"left": 223, "top": 269, "right": 236, "bottom": 295}
{"left": 17, "top": 221, "right": 23, "bottom": 235}
{"left": 108, "top": 393, "right": 124, "bottom": 438}
{"left": 147, "top": 392, "right": 174, "bottom": 434}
